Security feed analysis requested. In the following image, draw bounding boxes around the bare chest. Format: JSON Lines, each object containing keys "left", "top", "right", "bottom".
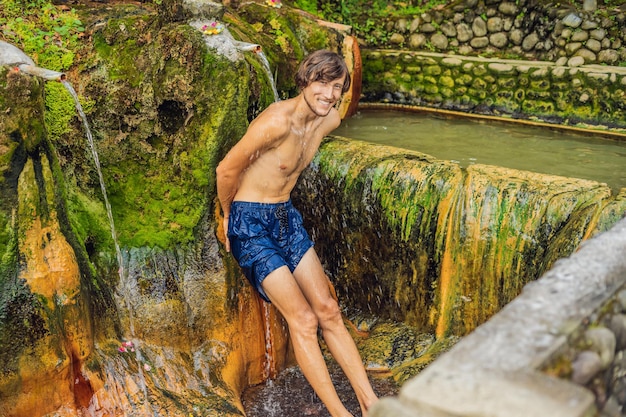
{"left": 268, "top": 134, "right": 320, "bottom": 175}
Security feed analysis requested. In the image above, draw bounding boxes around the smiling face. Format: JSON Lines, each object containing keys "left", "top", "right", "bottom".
{"left": 302, "top": 76, "right": 347, "bottom": 117}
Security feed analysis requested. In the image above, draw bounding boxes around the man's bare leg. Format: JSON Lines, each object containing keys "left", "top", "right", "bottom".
{"left": 262, "top": 266, "right": 353, "bottom": 417}
{"left": 293, "top": 249, "right": 379, "bottom": 417}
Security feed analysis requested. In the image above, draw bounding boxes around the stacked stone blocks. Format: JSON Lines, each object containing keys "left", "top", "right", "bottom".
{"left": 381, "top": 0, "right": 626, "bottom": 66}
{"left": 362, "top": 50, "right": 626, "bottom": 129}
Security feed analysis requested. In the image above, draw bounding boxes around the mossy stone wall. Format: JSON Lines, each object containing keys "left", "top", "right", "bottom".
{"left": 369, "top": 0, "right": 626, "bottom": 66}
{"left": 361, "top": 50, "right": 626, "bottom": 131}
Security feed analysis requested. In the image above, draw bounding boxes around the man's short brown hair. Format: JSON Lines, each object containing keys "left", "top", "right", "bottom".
{"left": 295, "top": 50, "right": 351, "bottom": 94}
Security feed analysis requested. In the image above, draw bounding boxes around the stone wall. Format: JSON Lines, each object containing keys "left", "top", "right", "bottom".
{"left": 370, "top": 216, "right": 626, "bottom": 417}
{"left": 379, "top": 0, "right": 626, "bottom": 66}
{"left": 360, "top": 50, "right": 626, "bottom": 131}
{"left": 541, "top": 281, "right": 626, "bottom": 416}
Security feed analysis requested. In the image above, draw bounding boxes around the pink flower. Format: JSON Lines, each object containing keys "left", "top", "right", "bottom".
{"left": 118, "top": 340, "right": 135, "bottom": 353}
{"left": 201, "top": 21, "right": 224, "bottom": 35}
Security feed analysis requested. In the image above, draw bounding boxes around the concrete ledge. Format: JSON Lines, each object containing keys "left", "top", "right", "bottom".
{"left": 372, "top": 216, "right": 626, "bottom": 417}
{"left": 393, "top": 370, "right": 594, "bottom": 417}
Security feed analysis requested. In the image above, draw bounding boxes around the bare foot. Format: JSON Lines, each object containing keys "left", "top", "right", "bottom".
{"left": 361, "top": 396, "right": 379, "bottom": 417}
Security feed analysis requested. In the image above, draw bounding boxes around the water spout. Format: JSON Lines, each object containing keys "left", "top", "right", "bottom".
{"left": 233, "top": 40, "right": 262, "bottom": 54}
{"left": 0, "top": 41, "right": 66, "bottom": 81}
{"left": 17, "top": 64, "right": 66, "bottom": 81}
{"left": 231, "top": 40, "right": 278, "bottom": 100}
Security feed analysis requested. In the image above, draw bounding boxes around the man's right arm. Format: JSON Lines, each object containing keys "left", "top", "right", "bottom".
{"left": 215, "top": 105, "right": 289, "bottom": 251}
{"left": 216, "top": 155, "right": 241, "bottom": 252}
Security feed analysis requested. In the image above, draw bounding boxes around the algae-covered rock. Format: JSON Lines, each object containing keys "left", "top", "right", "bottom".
{"left": 295, "top": 136, "right": 618, "bottom": 339}
{"left": 65, "top": 7, "right": 252, "bottom": 249}
{"left": 0, "top": 67, "right": 45, "bottom": 180}
{"left": 440, "top": 165, "right": 613, "bottom": 336}
{"left": 592, "top": 188, "right": 626, "bottom": 236}
{"left": 1, "top": 2, "right": 347, "bottom": 414}
{"left": 295, "top": 136, "right": 464, "bottom": 330}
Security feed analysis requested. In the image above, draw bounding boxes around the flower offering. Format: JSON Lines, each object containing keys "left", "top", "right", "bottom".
{"left": 201, "top": 21, "right": 224, "bottom": 35}
{"left": 266, "top": 0, "right": 282, "bottom": 8}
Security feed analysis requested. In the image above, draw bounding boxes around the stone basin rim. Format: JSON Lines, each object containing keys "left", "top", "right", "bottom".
{"left": 356, "top": 102, "right": 626, "bottom": 143}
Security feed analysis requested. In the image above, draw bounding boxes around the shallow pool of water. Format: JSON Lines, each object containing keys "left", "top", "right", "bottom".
{"left": 334, "top": 110, "right": 626, "bottom": 193}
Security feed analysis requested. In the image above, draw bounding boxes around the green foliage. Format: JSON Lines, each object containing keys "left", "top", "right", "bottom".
{"left": 0, "top": 210, "right": 16, "bottom": 281}
{"left": 285, "top": 0, "right": 447, "bottom": 47}
{"left": 291, "top": 0, "right": 319, "bottom": 14}
{"left": 0, "top": 0, "right": 84, "bottom": 72}
{"left": 66, "top": 191, "right": 114, "bottom": 256}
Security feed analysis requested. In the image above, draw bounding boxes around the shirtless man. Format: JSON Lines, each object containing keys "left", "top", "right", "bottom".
{"left": 216, "top": 50, "right": 378, "bottom": 417}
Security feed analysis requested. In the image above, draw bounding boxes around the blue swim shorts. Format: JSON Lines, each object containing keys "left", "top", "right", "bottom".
{"left": 227, "top": 200, "right": 315, "bottom": 302}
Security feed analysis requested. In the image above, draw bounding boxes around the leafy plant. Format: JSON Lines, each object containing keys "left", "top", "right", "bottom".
{"left": 0, "top": 0, "right": 84, "bottom": 72}
{"left": 284, "top": 0, "right": 449, "bottom": 47}
{"left": 268, "top": 17, "right": 292, "bottom": 54}
{"left": 291, "top": 0, "right": 319, "bottom": 14}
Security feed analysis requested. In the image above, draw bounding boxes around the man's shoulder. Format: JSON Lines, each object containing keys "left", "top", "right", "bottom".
{"left": 322, "top": 107, "right": 342, "bottom": 131}
{"left": 255, "top": 100, "right": 295, "bottom": 122}
{"left": 248, "top": 102, "right": 292, "bottom": 141}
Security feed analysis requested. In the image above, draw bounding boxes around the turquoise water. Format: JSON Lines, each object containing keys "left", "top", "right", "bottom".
{"left": 334, "top": 110, "right": 626, "bottom": 192}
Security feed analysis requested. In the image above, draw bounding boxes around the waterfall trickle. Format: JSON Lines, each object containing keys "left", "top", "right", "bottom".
{"left": 61, "top": 80, "right": 155, "bottom": 415}
{"left": 256, "top": 50, "right": 279, "bottom": 102}
{"left": 262, "top": 301, "right": 277, "bottom": 379}
{"left": 61, "top": 81, "right": 123, "bottom": 271}
{"left": 231, "top": 40, "right": 279, "bottom": 102}
{"left": 189, "top": 19, "right": 284, "bottom": 390}
{"left": 219, "top": 33, "right": 281, "bottom": 381}
{"left": 189, "top": 20, "right": 280, "bottom": 103}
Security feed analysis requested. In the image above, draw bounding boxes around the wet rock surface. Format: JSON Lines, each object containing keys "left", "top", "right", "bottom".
{"left": 243, "top": 364, "right": 399, "bottom": 417}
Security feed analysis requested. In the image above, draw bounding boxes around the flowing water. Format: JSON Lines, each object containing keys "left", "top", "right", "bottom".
{"left": 243, "top": 364, "right": 399, "bottom": 417}
{"left": 262, "top": 301, "right": 277, "bottom": 379}
{"left": 62, "top": 80, "right": 155, "bottom": 414}
{"left": 334, "top": 109, "right": 626, "bottom": 193}
{"left": 62, "top": 80, "right": 123, "bottom": 268}
{"left": 257, "top": 51, "right": 280, "bottom": 102}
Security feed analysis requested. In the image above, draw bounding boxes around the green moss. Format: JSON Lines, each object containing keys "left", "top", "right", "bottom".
{"left": 66, "top": 191, "right": 114, "bottom": 254}
{"left": 43, "top": 81, "right": 77, "bottom": 142}
{"left": 362, "top": 58, "right": 385, "bottom": 86}
{"left": 298, "top": 22, "right": 330, "bottom": 52}
{"left": 85, "top": 22, "right": 253, "bottom": 249}
{"left": 0, "top": 208, "right": 17, "bottom": 305}
{"left": 93, "top": 15, "right": 156, "bottom": 88}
